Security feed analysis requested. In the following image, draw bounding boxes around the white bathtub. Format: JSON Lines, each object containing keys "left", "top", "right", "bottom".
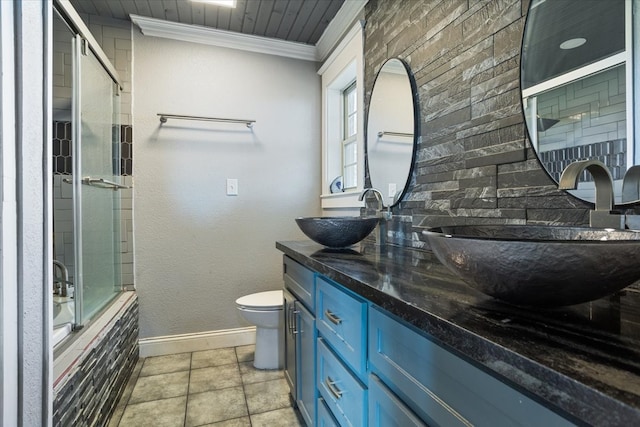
{"left": 53, "top": 295, "right": 75, "bottom": 347}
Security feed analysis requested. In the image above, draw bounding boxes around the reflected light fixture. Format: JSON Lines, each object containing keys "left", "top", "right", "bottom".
{"left": 190, "top": 0, "right": 237, "bottom": 7}
{"left": 560, "top": 38, "right": 587, "bottom": 50}
{"left": 537, "top": 116, "right": 560, "bottom": 132}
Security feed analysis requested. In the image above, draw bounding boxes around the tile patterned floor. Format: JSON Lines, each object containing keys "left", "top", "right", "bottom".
{"left": 109, "top": 345, "right": 305, "bottom": 427}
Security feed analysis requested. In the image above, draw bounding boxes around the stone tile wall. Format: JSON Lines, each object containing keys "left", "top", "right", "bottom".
{"left": 53, "top": 297, "right": 139, "bottom": 426}
{"left": 363, "top": 0, "right": 595, "bottom": 248}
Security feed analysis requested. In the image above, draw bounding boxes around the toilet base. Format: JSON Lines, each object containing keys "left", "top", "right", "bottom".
{"left": 254, "top": 326, "right": 283, "bottom": 370}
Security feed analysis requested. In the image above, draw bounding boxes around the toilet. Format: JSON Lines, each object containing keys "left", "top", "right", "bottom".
{"left": 235, "top": 290, "right": 284, "bottom": 369}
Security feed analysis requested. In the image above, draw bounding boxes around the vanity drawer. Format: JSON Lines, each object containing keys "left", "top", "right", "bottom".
{"left": 316, "top": 277, "right": 367, "bottom": 377}
{"left": 369, "top": 306, "right": 573, "bottom": 427}
{"left": 368, "top": 374, "right": 426, "bottom": 427}
{"left": 317, "top": 398, "right": 340, "bottom": 427}
{"left": 317, "top": 338, "right": 367, "bottom": 427}
{"left": 283, "top": 255, "right": 315, "bottom": 312}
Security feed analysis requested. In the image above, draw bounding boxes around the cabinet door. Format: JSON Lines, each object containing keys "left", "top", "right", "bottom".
{"left": 296, "top": 301, "right": 316, "bottom": 426}
{"left": 369, "top": 306, "right": 574, "bottom": 427}
{"left": 284, "top": 290, "right": 297, "bottom": 401}
{"left": 316, "top": 277, "right": 367, "bottom": 378}
{"left": 369, "top": 374, "right": 427, "bottom": 427}
{"left": 284, "top": 255, "right": 315, "bottom": 312}
{"left": 317, "top": 338, "right": 367, "bottom": 427}
{"left": 318, "top": 398, "right": 340, "bottom": 427}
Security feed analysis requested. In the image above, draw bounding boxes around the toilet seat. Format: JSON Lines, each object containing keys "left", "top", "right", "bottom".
{"left": 236, "top": 290, "right": 283, "bottom": 311}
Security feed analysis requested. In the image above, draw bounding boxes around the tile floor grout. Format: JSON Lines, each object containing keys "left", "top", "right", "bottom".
{"left": 108, "top": 344, "right": 304, "bottom": 427}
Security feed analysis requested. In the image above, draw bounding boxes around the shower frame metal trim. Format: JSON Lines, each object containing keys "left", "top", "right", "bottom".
{"left": 53, "top": 0, "right": 123, "bottom": 91}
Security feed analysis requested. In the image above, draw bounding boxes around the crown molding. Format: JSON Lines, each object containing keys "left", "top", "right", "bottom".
{"left": 130, "top": 14, "right": 317, "bottom": 61}
{"left": 315, "top": 0, "right": 368, "bottom": 62}
{"left": 317, "top": 22, "right": 363, "bottom": 76}
{"left": 130, "top": 1, "right": 367, "bottom": 63}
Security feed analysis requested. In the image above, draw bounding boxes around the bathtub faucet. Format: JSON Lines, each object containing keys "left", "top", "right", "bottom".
{"left": 53, "top": 260, "right": 71, "bottom": 297}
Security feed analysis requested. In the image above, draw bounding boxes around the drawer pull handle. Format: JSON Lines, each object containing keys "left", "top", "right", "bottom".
{"left": 325, "top": 376, "right": 343, "bottom": 400}
{"left": 325, "top": 309, "right": 342, "bottom": 325}
{"left": 292, "top": 309, "right": 301, "bottom": 334}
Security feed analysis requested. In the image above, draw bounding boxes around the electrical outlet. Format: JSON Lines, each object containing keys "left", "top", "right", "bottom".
{"left": 388, "top": 183, "right": 397, "bottom": 198}
{"left": 226, "top": 178, "right": 238, "bottom": 196}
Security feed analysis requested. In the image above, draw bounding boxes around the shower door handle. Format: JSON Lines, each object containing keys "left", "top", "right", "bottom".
{"left": 81, "top": 177, "right": 131, "bottom": 190}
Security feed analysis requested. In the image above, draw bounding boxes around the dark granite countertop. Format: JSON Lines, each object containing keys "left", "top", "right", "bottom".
{"left": 276, "top": 240, "right": 640, "bottom": 426}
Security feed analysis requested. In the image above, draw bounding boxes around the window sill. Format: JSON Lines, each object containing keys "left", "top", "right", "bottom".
{"left": 320, "top": 191, "right": 364, "bottom": 209}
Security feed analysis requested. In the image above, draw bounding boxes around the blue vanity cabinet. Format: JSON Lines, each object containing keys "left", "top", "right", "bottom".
{"left": 368, "top": 374, "right": 427, "bottom": 427}
{"left": 296, "top": 302, "right": 316, "bottom": 426}
{"left": 283, "top": 256, "right": 316, "bottom": 426}
{"left": 368, "top": 306, "right": 574, "bottom": 427}
{"left": 315, "top": 277, "right": 367, "bottom": 379}
{"left": 315, "top": 276, "right": 368, "bottom": 426}
{"left": 317, "top": 398, "right": 340, "bottom": 427}
{"left": 284, "top": 255, "right": 315, "bottom": 309}
{"left": 317, "top": 338, "right": 367, "bottom": 427}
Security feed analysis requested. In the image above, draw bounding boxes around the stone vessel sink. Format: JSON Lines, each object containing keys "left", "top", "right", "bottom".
{"left": 296, "top": 217, "right": 379, "bottom": 248}
{"left": 423, "top": 225, "right": 640, "bottom": 306}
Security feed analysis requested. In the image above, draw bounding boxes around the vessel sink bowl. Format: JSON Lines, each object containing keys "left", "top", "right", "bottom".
{"left": 296, "top": 217, "right": 379, "bottom": 248}
{"left": 423, "top": 225, "right": 640, "bottom": 306}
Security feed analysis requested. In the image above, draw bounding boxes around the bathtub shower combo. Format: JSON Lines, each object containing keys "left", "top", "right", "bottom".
{"left": 52, "top": 1, "right": 126, "bottom": 347}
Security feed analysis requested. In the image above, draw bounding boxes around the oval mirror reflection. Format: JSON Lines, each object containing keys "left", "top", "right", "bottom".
{"left": 521, "top": 0, "right": 640, "bottom": 204}
{"left": 366, "top": 58, "right": 418, "bottom": 208}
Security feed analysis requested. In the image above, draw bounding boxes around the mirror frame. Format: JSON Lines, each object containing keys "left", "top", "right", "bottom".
{"left": 519, "top": 0, "right": 635, "bottom": 207}
{"left": 364, "top": 57, "right": 420, "bottom": 208}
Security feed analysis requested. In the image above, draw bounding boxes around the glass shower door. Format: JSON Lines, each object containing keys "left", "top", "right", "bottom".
{"left": 74, "top": 36, "right": 122, "bottom": 324}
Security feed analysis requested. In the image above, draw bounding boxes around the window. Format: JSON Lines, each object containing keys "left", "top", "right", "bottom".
{"left": 342, "top": 81, "right": 357, "bottom": 189}
{"left": 319, "top": 22, "right": 363, "bottom": 210}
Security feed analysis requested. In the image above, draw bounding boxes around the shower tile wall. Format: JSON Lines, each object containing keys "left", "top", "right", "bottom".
{"left": 52, "top": 122, "right": 134, "bottom": 288}
{"left": 80, "top": 13, "right": 133, "bottom": 126}
{"left": 536, "top": 65, "right": 627, "bottom": 181}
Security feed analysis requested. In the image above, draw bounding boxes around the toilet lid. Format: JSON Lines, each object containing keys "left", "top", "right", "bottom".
{"left": 236, "top": 290, "right": 283, "bottom": 310}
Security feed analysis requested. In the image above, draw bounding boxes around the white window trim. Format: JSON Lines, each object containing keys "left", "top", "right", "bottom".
{"left": 319, "top": 22, "right": 365, "bottom": 209}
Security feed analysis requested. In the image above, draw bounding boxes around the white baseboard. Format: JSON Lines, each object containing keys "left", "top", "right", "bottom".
{"left": 139, "top": 326, "right": 256, "bottom": 358}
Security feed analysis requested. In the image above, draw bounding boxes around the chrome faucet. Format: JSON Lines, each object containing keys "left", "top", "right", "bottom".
{"left": 621, "top": 166, "right": 640, "bottom": 229}
{"left": 359, "top": 188, "right": 391, "bottom": 219}
{"left": 359, "top": 187, "right": 391, "bottom": 245}
{"left": 622, "top": 165, "right": 640, "bottom": 203}
{"left": 53, "top": 260, "right": 71, "bottom": 297}
{"left": 359, "top": 187, "right": 384, "bottom": 209}
{"left": 558, "top": 159, "right": 624, "bottom": 229}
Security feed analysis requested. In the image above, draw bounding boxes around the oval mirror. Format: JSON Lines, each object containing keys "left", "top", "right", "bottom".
{"left": 521, "top": 0, "right": 639, "bottom": 205}
{"left": 366, "top": 58, "right": 418, "bottom": 207}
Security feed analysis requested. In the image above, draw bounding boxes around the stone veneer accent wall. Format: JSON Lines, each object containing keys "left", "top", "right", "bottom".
{"left": 363, "top": 0, "right": 603, "bottom": 248}
{"left": 53, "top": 296, "right": 139, "bottom": 426}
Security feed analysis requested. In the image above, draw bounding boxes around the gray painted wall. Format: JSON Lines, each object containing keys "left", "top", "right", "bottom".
{"left": 363, "top": 0, "right": 613, "bottom": 248}
{"left": 132, "top": 30, "right": 322, "bottom": 339}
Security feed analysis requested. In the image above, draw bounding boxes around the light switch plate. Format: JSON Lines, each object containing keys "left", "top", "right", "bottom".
{"left": 226, "top": 178, "right": 238, "bottom": 196}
